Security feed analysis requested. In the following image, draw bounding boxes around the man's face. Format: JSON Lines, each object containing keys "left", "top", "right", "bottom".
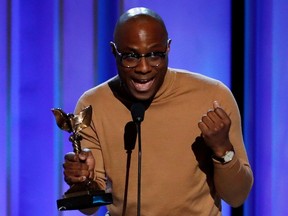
{"left": 113, "top": 17, "right": 170, "bottom": 101}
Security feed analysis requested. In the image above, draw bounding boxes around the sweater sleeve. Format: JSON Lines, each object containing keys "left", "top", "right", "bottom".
{"left": 213, "top": 83, "right": 253, "bottom": 207}
{"left": 213, "top": 156, "right": 253, "bottom": 207}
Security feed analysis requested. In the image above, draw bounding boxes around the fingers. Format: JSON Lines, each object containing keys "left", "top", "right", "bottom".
{"left": 63, "top": 149, "right": 95, "bottom": 185}
{"left": 198, "top": 114, "right": 225, "bottom": 136}
{"left": 64, "top": 152, "right": 78, "bottom": 162}
{"left": 64, "top": 170, "right": 88, "bottom": 185}
{"left": 212, "top": 101, "right": 229, "bottom": 120}
{"left": 206, "top": 101, "right": 230, "bottom": 121}
{"left": 198, "top": 101, "right": 231, "bottom": 137}
{"left": 198, "top": 101, "right": 233, "bottom": 155}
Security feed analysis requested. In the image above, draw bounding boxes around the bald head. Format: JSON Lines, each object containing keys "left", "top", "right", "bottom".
{"left": 110, "top": 7, "right": 170, "bottom": 101}
{"left": 113, "top": 7, "right": 168, "bottom": 43}
{"left": 118, "top": 7, "right": 163, "bottom": 24}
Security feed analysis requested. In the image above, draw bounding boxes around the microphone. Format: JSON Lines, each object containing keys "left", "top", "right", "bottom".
{"left": 130, "top": 102, "right": 145, "bottom": 216}
{"left": 131, "top": 103, "right": 145, "bottom": 123}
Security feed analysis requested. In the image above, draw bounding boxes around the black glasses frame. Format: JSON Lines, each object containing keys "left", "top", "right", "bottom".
{"left": 111, "top": 39, "right": 171, "bottom": 68}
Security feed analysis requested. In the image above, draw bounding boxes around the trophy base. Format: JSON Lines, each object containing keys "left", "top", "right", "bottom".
{"left": 57, "top": 190, "right": 113, "bottom": 211}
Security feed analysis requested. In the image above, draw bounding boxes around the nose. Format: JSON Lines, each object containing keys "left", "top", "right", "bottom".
{"left": 135, "top": 56, "right": 151, "bottom": 73}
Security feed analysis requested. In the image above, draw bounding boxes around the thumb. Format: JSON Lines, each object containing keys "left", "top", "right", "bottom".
{"left": 81, "top": 148, "right": 95, "bottom": 179}
{"left": 213, "top": 100, "right": 220, "bottom": 109}
{"left": 78, "top": 148, "right": 91, "bottom": 161}
{"left": 80, "top": 148, "right": 95, "bottom": 169}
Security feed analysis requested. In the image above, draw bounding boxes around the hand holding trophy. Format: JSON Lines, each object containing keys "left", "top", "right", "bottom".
{"left": 52, "top": 105, "right": 112, "bottom": 211}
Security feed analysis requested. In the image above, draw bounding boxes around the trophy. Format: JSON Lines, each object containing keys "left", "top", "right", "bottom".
{"left": 52, "top": 105, "right": 112, "bottom": 211}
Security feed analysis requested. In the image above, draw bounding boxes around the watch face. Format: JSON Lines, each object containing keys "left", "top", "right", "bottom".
{"left": 212, "top": 150, "right": 235, "bottom": 164}
{"left": 224, "top": 151, "right": 234, "bottom": 162}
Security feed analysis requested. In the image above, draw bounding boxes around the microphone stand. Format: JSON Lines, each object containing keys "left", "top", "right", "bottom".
{"left": 135, "top": 121, "right": 142, "bottom": 216}
{"left": 130, "top": 102, "right": 145, "bottom": 216}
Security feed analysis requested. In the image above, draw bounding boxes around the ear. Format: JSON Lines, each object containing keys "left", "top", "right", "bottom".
{"left": 167, "top": 39, "right": 172, "bottom": 53}
{"left": 110, "top": 41, "right": 116, "bottom": 56}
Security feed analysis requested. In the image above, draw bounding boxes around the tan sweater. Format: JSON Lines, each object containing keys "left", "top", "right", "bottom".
{"left": 75, "top": 68, "right": 253, "bottom": 216}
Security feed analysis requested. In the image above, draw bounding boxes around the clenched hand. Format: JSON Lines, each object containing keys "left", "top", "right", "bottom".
{"left": 198, "top": 101, "right": 233, "bottom": 157}
{"left": 63, "top": 148, "right": 95, "bottom": 185}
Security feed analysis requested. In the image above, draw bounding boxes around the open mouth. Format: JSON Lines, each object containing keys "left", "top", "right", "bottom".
{"left": 132, "top": 78, "right": 155, "bottom": 92}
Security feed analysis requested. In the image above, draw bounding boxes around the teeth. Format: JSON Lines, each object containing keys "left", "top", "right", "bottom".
{"left": 134, "top": 79, "right": 149, "bottom": 83}
{"left": 132, "top": 78, "right": 153, "bottom": 91}
{"left": 138, "top": 80, "right": 148, "bottom": 83}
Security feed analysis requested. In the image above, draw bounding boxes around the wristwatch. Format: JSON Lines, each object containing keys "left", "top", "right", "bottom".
{"left": 212, "top": 150, "right": 235, "bottom": 164}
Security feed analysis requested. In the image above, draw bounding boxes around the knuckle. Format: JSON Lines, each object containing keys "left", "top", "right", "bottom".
{"left": 201, "top": 114, "right": 208, "bottom": 121}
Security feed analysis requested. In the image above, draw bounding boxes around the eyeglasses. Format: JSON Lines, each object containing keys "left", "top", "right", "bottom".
{"left": 111, "top": 40, "right": 171, "bottom": 68}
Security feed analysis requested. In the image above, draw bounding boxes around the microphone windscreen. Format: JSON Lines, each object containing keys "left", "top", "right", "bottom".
{"left": 131, "top": 103, "right": 145, "bottom": 123}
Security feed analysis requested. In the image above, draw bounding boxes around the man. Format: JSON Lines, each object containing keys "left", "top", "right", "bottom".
{"left": 63, "top": 7, "right": 253, "bottom": 215}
